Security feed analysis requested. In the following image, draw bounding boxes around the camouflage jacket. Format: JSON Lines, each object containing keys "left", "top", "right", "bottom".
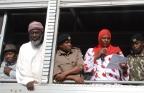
{"left": 127, "top": 50, "right": 144, "bottom": 81}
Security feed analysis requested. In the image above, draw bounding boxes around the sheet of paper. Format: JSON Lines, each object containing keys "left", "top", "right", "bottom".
{"left": 106, "top": 54, "right": 128, "bottom": 69}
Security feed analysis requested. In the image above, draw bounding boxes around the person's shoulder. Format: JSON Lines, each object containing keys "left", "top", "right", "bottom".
{"left": 88, "top": 47, "right": 94, "bottom": 50}
{"left": 85, "top": 48, "right": 94, "bottom": 53}
{"left": 19, "top": 42, "right": 31, "bottom": 52}
{"left": 71, "top": 47, "right": 82, "bottom": 52}
{"left": 127, "top": 54, "right": 133, "bottom": 59}
{"left": 110, "top": 45, "right": 120, "bottom": 48}
{"left": 141, "top": 49, "right": 144, "bottom": 55}
{"left": 72, "top": 47, "right": 80, "bottom": 50}
{"left": 20, "top": 42, "right": 31, "bottom": 48}
{"left": 110, "top": 45, "right": 121, "bottom": 51}
{"left": 110, "top": 45, "right": 123, "bottom": 54}
{"left": 0, "top": 61, "right": 6, "bottom": 68}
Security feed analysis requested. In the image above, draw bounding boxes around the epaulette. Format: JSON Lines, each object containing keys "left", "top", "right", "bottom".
{"left": 71, "top": 47, "right": 82, "bottom": 53}
{"left": 72, "top": 47, "right": 80, "bottom": 50}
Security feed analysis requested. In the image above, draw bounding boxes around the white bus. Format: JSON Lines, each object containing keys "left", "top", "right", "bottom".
{"left": 0, "top": 0, "right": 144, "bottom": 93}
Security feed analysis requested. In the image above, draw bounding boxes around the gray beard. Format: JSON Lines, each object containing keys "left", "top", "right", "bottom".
{"left": 31, "top": 36, "right": 43, "bottom": 48}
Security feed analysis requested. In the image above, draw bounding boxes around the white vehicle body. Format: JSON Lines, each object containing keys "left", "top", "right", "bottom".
{"left": 0, "top": 0, "right": 144, "bottom": 93}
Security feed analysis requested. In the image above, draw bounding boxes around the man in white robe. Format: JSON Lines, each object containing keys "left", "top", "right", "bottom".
{"left": 16, "top": 21, "right": 44, "bottom": 91}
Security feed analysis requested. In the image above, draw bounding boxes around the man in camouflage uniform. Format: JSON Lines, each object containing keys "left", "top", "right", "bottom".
{"left": 127, "top": 34, "right": 144, "bottom": 81}
{"left": 53, "top": 33, "right": 84, "bottom": 83}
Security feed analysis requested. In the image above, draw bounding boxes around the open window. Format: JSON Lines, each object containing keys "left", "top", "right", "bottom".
{"left": 0, "top": 9, "right": 46, "bottom": 83}
{"left": 4, "top": 9, "right": 46, "bottom": 48}
{"left": 55, "top": 5, "right": 144, "bottom": 84}
{"left": 58, "top": 5, "right": 144, "bottom": 56}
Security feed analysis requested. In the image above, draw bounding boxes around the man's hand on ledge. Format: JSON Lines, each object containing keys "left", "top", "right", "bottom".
{"left": 26, "top": 80, "right": 37, "bottom": 91}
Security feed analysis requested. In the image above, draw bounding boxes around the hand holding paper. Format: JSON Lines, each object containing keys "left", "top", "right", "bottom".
{"left": 106, "top": 54, "right": 128, "bottom": 69}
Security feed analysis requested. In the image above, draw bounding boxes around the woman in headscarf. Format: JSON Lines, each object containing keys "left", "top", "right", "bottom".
{"left": 84, "top": 28, "right": 129, "bottom": 81}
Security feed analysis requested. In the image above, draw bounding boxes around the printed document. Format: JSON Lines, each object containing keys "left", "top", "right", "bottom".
{"left": 106, "top": 54, "right": 128, "bottom": 69}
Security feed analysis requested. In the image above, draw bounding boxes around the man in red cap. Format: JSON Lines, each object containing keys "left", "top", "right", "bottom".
{"left": 16, "top": 21, "right": 44, "bottom": 91}
{"left": 84, "top": 28, "right": 129, "bottom": 81}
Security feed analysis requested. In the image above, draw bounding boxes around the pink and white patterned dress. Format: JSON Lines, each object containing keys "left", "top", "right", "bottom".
{"left": 84, "top": 48, "right": 129, "bottom": 81}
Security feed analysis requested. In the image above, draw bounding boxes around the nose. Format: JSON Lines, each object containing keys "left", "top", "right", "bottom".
{"left": 68, "top": 42, "right": 72, "bottom": 46}
{"left": 32, "top": 32, "right": 37, "bottom": 37}
{"left": 5, "top": 54, "right": 12, "bottom": 60}
{"left": 103, "top": 38, "right": 109, "bottom": 42}
{"left": 105, "top": 38, "right": 108, "bottom": 41}
{"left": 133, "top": 44, "right": 139, "bottom": 49}
{"left": 6, "top": 54, "right": 11, "bottom": 57}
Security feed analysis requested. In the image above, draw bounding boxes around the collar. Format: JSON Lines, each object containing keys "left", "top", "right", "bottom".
{"left": 4, "top": 61, "right": 16, "bottom": 66}
{"left": 130, "top": 49, "right": 144, "bottom": 57}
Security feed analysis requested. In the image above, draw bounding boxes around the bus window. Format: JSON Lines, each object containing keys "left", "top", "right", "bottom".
{"left": 0, "top": 9, "right": 46, "bottom": 83}
{"left": 59, "top": 6, "right": 144, "bottom": 57}
{"left": 55, "top": 6, "right": 144, "bottom": 84}
{"left": 4, "top": 9, "right": 46, "bottom": 48}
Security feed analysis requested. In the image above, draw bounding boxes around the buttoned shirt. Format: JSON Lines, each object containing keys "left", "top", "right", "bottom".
{"left": 54, "top": 47, "right": 83, "bottom": 77}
